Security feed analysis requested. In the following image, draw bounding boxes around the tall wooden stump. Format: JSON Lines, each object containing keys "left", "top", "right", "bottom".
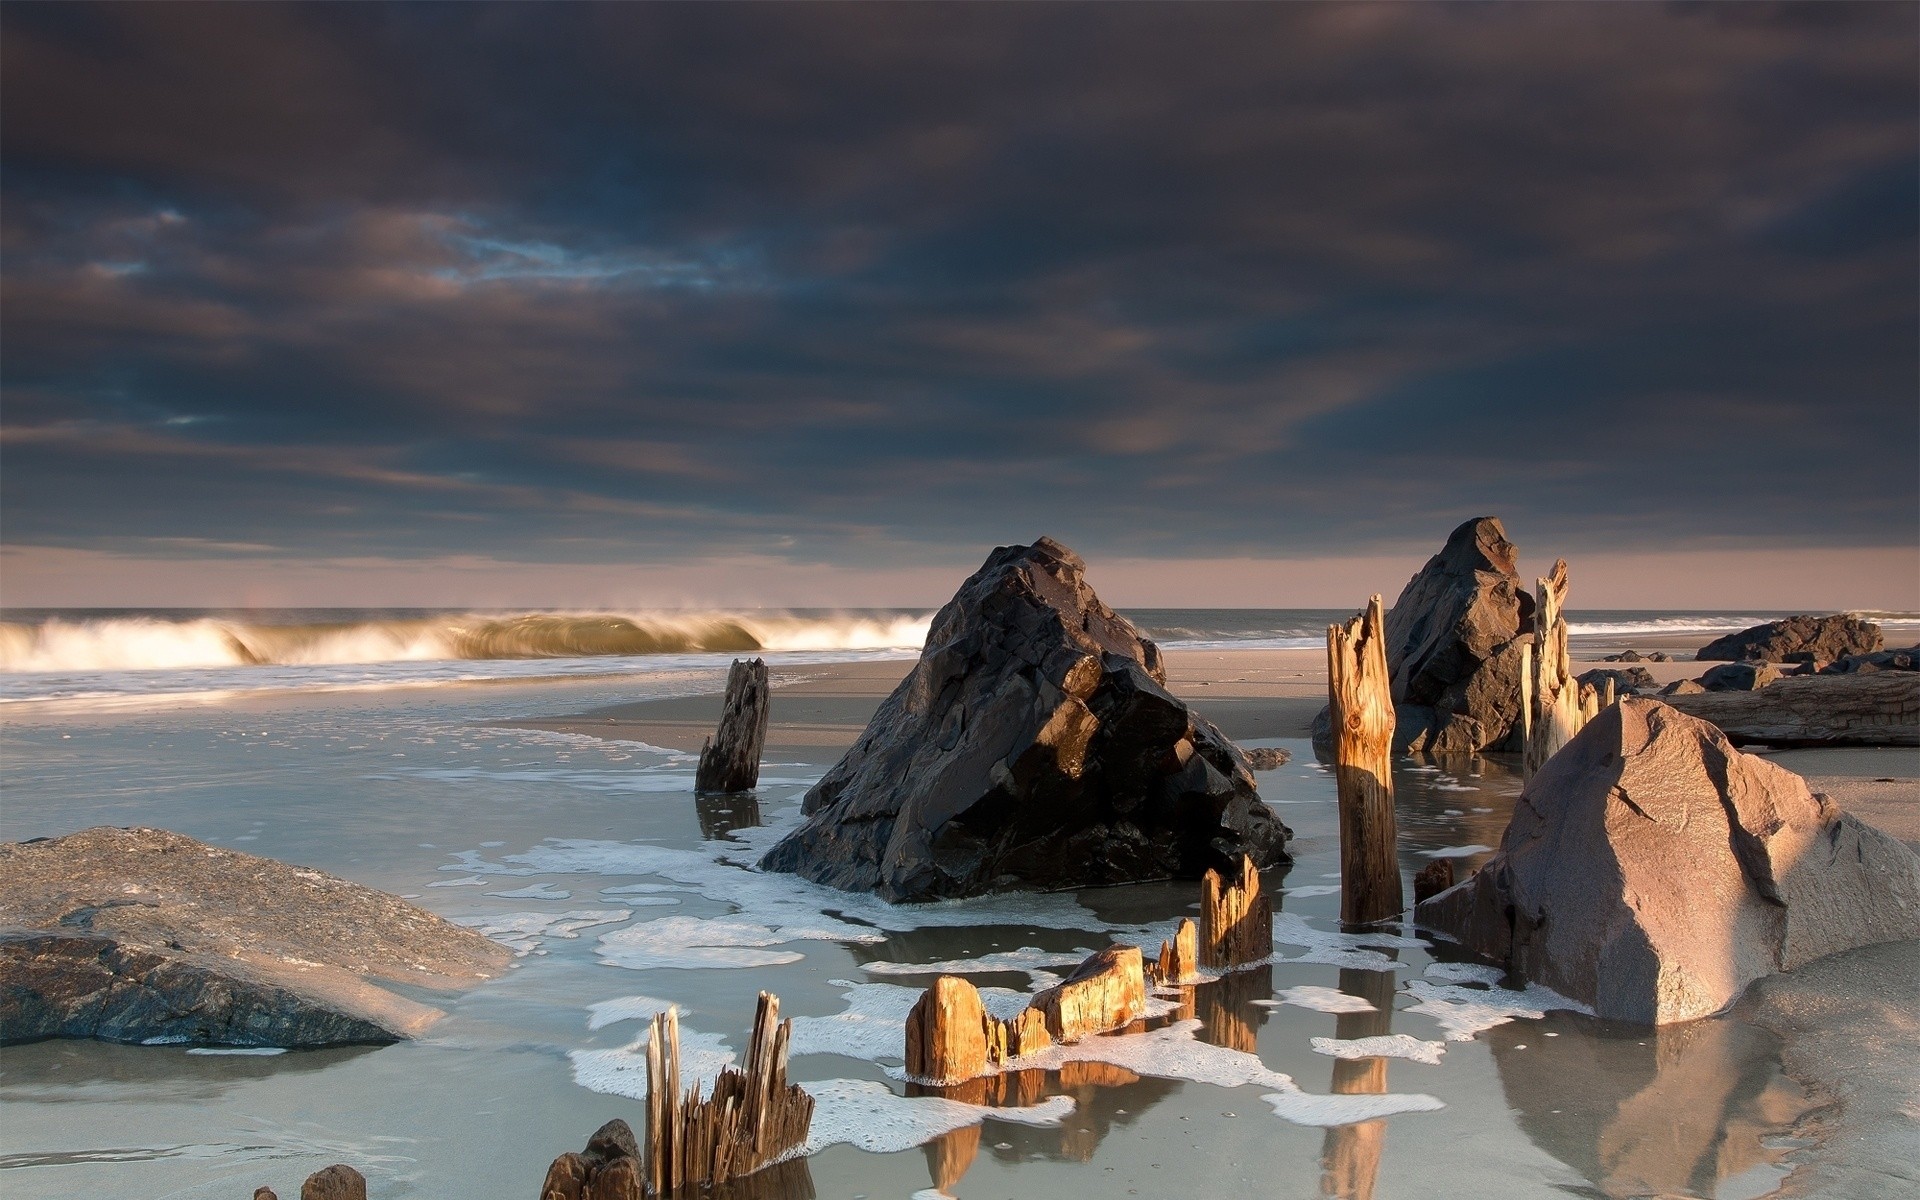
{"left": 643, "top": 993, "right": 813, "bottom": 1196}
{"left": 1327, "top": 595, "right": 1403, "bottom": 925}
{"left": 1524, "top": 561, "right": 1585, "bottom": 781}
{"left": 695, "top": 658, "right": 770, "bottom": 795}
{"left": 1200, "top": 855, "right": 1272, "bottom": 969}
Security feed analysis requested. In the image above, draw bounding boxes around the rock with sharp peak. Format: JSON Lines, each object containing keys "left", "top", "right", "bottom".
{"left": 1416, "top": 697, "right": 1920, "bottom": 1024}
{"left": 758, "top": 537, "right": 1289, "bottom": 901}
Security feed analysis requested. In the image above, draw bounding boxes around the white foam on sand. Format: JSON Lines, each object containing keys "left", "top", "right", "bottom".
{"left": 486, "top": 883, "right": 572, "bottom": 900}
{"left": 802, "top": 1079, "right": 1076, "bottom": 1156}
{"left": 1417, "top": 845, "right": 1494, "bottom": 858}
{"left": 861, "top": 947, "right": 1094, "bottom": 983}
{"left": 596, "top": 915, "right": 816, "bottom": 971}
{"left": 1280, "top": 884, "right": 1343, "bottom": 898}
{"left": 186, "top": 1047, "right": 287, "bottom": 1056}
{"left": 1258, "top": 986, "right": 1378, "bottom": 1014}
{"left": 1266, "top": 911, "right": 1420, "bottom": 972}
{"left": 1401, "top": 979, "right": 1590, "bottom": 1041}
{"left": 428, "top": 874, "right": 489, "bottom": 888}
{"left": 1310, "top": 1035, "right": 1446, "bottom": 1065}
{"left": 570, "top": 1026, "right": 738, "bottom": 1099}
{"left": 585, "top": 994, "right": 678, "bottom": 1031}
{"left": 453, "top": 909, "right": 631, "bottom": 956}
{"left": 1260, "top": 1090, "right": 1446, "bottom": 1126}
{"left": 1423, "top": 961, "right": 1506, "bottom": 986}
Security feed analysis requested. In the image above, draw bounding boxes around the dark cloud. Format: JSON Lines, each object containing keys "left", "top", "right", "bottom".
{"left": 2, "top": 1, "right": 1914, "bottom": 575}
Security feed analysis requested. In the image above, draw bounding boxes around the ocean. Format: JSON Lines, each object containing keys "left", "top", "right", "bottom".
{"left": 1, "top": 607, "right": 1907, "bottom": 1198}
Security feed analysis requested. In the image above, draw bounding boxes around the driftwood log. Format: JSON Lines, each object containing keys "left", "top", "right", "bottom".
{"left": 1663, "top": 672, "right": 1920, "bottom": 747}
{"left": 1031, "top": 945, "right": 1147, "bottom": 1043}
{"left": 695, "top": 659, "right": 771, "bottom": 795}
{"left": 639, "top": 994, "right": 812, "bottom": 1196}
{"left": 1200, "top": 855, "right": 1271, "bottom": 969}
{"left": 1327, "top": 596, "right": 1404, "bottom": 924}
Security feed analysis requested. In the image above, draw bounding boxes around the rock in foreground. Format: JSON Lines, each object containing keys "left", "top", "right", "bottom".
{"left": 1416, "top": 698, "right": 1920, "bottom": 1024}
{"left": 0, "top": 826, "right": 510, "bottom": 1047}
{"left": 1315, "top": 516, "right": 1535, "bottom": 755}
{"left": 759, "top": 537, "right": 1289, "bottom": 901}
{"left": 1696, "top": 615, "right": 1881, "bottom": 663}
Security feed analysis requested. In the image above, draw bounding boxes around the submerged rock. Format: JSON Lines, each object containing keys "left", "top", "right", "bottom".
{"left": 0, "top": 826, "right": 509, "bottom": 1048}
{"left": 1696, "top": 615, "right": 1881, "bottom": 663}
{"left": 758, "top": 537, "right": 1289, "bottom": 901}
{"left": 1416, "top": 698, "right": 1920, "bottom": 1024}
{"left": 1313, "top": 516, "right": 1535, "bottom": 755}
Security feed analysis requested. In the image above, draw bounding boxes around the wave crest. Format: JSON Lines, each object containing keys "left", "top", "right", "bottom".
{"left": 0, "top": 611, "right": 933, "bottom": 673}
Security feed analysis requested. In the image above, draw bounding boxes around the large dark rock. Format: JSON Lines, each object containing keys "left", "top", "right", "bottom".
{"left": 1695, "top": 615, "right": 1882, "bottom": 663}
{"left": 1416, "top": 698, "right": 1920, "bottom": 1024}
{"left": 1313, "top": 516, "right": 1534, "bottom": 755}
{"left": 758, "top": 538, "right": 1289, "bottom": 901}
{"left": 0, "top": 827, "right": 510, "bottom": 1047}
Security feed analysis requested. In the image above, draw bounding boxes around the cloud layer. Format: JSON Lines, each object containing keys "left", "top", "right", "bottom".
{"left": 3, "top": 3, "right": 1914, "bottom": 597}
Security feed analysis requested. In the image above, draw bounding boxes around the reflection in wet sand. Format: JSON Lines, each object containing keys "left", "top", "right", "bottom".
{"left": 1320, "top": 965, "right": 1400, "bottom": 1200}
{"left": 694, "top": 791, "right": 763, "bottom": 840}
{"left": 709, "top": 1156, "right": 816, "bottom": 1200}
{"left": 1490, "top": 1012, "right": 1811, "bottom": 1198}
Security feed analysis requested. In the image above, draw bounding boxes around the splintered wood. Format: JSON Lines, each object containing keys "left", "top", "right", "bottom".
{"left": 1327, "top": 595, "right": 1404, "bottom": 924}
{"left": 695, "top": 658, "right": 771, "bottom": 795}
{"left": 1524, "top": 560, "right": 1587, "bottom": 780}
{"left": 1200, "top": 856, "right": 1271, "bottom": 969}
{"left": 905, "top": 976, "right": 1052, "bottom": 1085}
{"left": 1153, "top": 916, "right": 1200, "bottom": 983}
{"left": 643, "top": 993, "right": 813, "bottom": 1197}
{"left": 1031, "top": 945, "right": 1147, "bottom": 1043}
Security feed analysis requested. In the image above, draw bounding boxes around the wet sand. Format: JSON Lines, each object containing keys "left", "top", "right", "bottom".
{"left": 511, "top": 644, "right": 1920, "bottom": 1200}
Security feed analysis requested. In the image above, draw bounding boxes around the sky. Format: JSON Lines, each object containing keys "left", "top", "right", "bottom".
{"left": 2, "top": 2, "right": 1915, "bottom": 610}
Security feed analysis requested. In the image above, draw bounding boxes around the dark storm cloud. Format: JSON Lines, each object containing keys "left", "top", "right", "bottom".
{"left": 2, "top": 1, "right": 1914, "bottom": 571}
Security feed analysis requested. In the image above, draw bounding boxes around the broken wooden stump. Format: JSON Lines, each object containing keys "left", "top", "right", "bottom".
{"left": 1524, "top": 560, "right": 1585, "bottom": 780}
{"left": 695, "top": 658, "right": 771, "bottom": 795}
{"left": 904, "top": 975, "right": 1052, "bottom": 1084}
{"left": 1200, "top": 855, "right": 1272, "bottom": 969}
{"left": 1327, "top": 595, "right": 1404, "bottom": 924}
{"left": 1031, "top": 945, "right": 1147, "bottom": 1043}
{"left": 1153, "top": 916, "right": 1200, "bottom": 984}
{"left": 1412, "top": 858, "right": 1455, "bottom": 906}
{"left": 630, "top": 993, "right": 812, "bottom": 1197}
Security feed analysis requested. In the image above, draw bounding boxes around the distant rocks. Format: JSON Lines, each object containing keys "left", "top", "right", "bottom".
{"left": 1696, "top": 615, "right": 1882, "bottom": 663}
{"left": 1577, "top": 667, "right": 1655, "bottom": 697}
{"left": 1662, "top": 672, "right": 1919, "bottom": 748}
{"left": 0, "top": 826, "right": 508, "bottom": 1048}
{"left": 1699, "top": 661, "right": 1781, "bottom": 692}
{"left": 1417, "top": 698, "right": 1920, "bottom": 1024}
{"left": 1603, "top": 650, "right": 1670, "bottom": 663}
{"left": 759, "top": 538, "right": 1289, "bottom": 902}
{"left": 1824, "top": 645, "right": 1919, "bottom": 675}
{"left": 1314, "top": 516, "right": 1534, "bottom": 756}
{"left": 1661, "top": 678, "right": 1707, "bottom": 697}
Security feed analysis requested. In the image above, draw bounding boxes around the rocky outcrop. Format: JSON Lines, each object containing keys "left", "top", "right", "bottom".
{"left": 1700, "top": 662, "right": 1781, "bottom": 692}
{"left": 1663, "top": 672, "right": 1919, "bottom": 747}
{"left": 0, "top": 827, "right": 509, "bottom": 1047}
{"left": 759, "top": 538, "right": 1289, "bottom": 901}
{"left": 1578, "top": 667, "right": 1655, "bottom": 697}
{"left": 1696, "top": 615, "right": 1882, "bottom": 663}
{"left": 1314, "top": 517, "right": 1535, "bottom": 756}
{"left": 1416, "top": 698, "right": 1920, "bottom": 1024}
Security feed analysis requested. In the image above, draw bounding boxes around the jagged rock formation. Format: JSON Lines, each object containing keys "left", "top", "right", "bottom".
{"left": 1417, "top": 698, "right": 1920, "bottom": 1024}
{"left": 1695, "top": 615, "right": 1882, "bottom": 663}
{"left": 759, "top": 537, "right": 1289, "bottom": 901}
{"left": 1314, "top": 517, "right": 1535, "bottom": 756}
{"left": 0, "top": 826, "right": 508, "bottom": 1047}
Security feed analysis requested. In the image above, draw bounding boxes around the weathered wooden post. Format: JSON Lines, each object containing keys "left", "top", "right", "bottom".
{"left": 1327, "top": 595, "right": 1403, "bottom": 924}
{"left": 1154, "top": 917, "right": 1200, "bottom": 984}
{"left": 695, "top": 658, "right": 770, "bottom": 795}
{"left": 1524, "top": 560, "right": 1585, "bottom": 780}
{"left": 1200, "top": 855, "right": 1272, "bottom": 969}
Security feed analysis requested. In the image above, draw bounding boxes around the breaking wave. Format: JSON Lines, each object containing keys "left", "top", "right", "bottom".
{"left": 0, "top": 611, "right": 934, "bottom": 674}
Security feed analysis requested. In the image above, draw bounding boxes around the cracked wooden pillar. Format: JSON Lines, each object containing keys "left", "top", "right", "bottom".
{"left": 1524, "top": 560, "right": 1583, "bottom": 781}
{"left": 1326, "top": 595, "right": 1403, "bottom": 925}
{"left": 695, "top": 658, "right": 770, "bottom": 795}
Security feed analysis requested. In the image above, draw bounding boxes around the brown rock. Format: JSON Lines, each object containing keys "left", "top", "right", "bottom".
{"left": 1412, "top": 858, "right": 1455, "bottom": 906}
{"left": 1696, "top": 615, "right": 1882, "bottom": 663}
{"left": 300, "top": 1165, "right": 367, "bottom": 1200}
{"left": 760, "top": 537, "right": 1289, "bottom": 900}
{"left": 254, "top": 1189, "right": 279, "bottom": 1200}
{"left": 1241, "top": 746, "right": 1291, "bottom": 770}
{"left": 1661, "top": 678, "right": 1707, "bottom": 697}
{"left": 1700, "top": 661, "right": 1781, "bottom": 692}
{"left": 581, "top": 1119, "right": 637, "bottom": 1166}
{"left": 538, "top": 1152, "right": 590, "bottom": 1200}
{"left": 583, "top": 1155, "right": 640, "bottom": 1200}
{"left": 1416, "top": 698, "right": 1920, "bottom": 1024}
{"left": 0, "top": 827, "right": 509, "bottom": 1048}
{"left": 1031, "top": 945, "right": 1147, "bottom": 1043}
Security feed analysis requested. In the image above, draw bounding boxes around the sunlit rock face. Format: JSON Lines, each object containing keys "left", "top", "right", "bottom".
{"left": 1416, "top": 698, "right": 1920, "bottom": 1024}
{"left": 759, "top": 537, "right": 1290, "bottom": 902}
